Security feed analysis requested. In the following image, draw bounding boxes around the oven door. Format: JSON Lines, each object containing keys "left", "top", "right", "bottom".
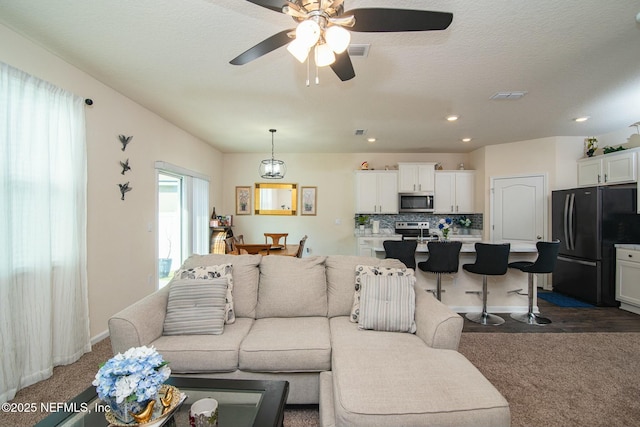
{"left": 399, "top": 193, "right": 434, "bottom": 212}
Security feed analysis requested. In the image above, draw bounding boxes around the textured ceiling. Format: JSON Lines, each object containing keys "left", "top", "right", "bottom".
{"left": 1, "top": 0, "right": 639, "bottom": 154}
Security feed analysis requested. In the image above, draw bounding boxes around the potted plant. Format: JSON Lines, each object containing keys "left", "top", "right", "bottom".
{"left": 92, "top": 346, "right": 171, "bottom": 424}
{"left": 158, "top": 234, "right": 172, "bottom": 278}
{"left": 356, "top": 214, "right": 370, "bottom": 231}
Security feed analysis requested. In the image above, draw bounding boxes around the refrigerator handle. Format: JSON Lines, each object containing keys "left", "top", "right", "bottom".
{"left": 568, "top": 193, "right": 576, "bottom": 250}
{"left": 563, "top": 194, "right": 571, "bottom": 250}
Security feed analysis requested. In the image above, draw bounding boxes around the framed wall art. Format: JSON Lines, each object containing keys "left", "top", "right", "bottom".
{"left": 236, "top": 186, "right": 251, "bottom": 215}
{"left": 301, "top": 186, "right": 317, "bottom": 216}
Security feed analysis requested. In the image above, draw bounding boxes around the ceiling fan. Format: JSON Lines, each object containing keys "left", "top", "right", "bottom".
{"left": 229, "top": 0, "right": 453, "bottom": 82}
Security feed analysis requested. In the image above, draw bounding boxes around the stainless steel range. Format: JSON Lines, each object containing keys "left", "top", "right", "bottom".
{"left": 394, "top": 221, "right": 438, "bottom": 241}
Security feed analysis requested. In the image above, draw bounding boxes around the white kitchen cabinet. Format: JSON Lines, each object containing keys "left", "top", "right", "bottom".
{"left": 434, "top": 171, "right": 475, "bottom": 214}
{"left": 577, "top": 150, "right": 637, "bottom": 187}
{"left": 355, "top": 170, "right": 398, "bottom": 214}
{"left": 398, "top": 163, "right": 435, "bottom": 193}
{"left": 616, "top": 247, "right": 640, "bottom": 315}
{"left": 357, "top": 235, "right": 402, "bottom": 257}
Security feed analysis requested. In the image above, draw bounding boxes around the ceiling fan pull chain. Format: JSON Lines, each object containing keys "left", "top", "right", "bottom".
{"left": 306, "top": 56, "right": 310, "bottom": 87}
{"left": 315, "top": 64, "right": 320, "bottom": 85}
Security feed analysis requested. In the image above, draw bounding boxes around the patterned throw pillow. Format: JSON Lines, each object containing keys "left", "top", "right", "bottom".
{"left": 173, "top": 264, "right": 235, "bottom": 323}
{"left": 358, "top": 274, "right": 417, "bottom": 333}
{"left": 163, "top": 278, "right": 227, "bottom": 335}
{"left": 350, "top": 265, "right": 414, "bottom": 323}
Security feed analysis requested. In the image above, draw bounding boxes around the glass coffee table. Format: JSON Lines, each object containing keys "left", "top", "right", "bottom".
{"left": 35, "top": 377, "right": 289, "bottom": 427}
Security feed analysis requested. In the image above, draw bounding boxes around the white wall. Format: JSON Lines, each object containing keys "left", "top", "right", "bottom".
{"left": 0, "top": 23, "right": 224, "bottom": 340}
{"left": 221, "top": 153, "right": 469, "bottom": 256}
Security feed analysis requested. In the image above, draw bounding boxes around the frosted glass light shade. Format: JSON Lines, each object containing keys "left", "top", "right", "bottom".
{"left": 287, "top": 39, "right": 310, "bottom": 63}
{"left": 325, "top": 25, "right": 351, "bottom": 54}
{"left": 296, "top": 20, "right": 321, "bottom": 48}
{"left": 314, "top": 43, "right": 335, "bottom": 67}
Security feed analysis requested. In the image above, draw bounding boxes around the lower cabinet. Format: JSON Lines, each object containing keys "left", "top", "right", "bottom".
{"left": 357, "top": 235, "right": 402, "bottom": 257}
{"left": 616, "top": 247, "right": 640, "bottom": 314}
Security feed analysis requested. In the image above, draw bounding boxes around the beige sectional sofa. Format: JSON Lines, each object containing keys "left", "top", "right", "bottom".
{"left": 109, "top": 254, "right": 510, "bottom": 427}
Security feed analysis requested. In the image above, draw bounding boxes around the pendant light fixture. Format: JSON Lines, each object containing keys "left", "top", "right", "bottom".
{"left": 259, "top": 129, "right": 286, "bottom": 179}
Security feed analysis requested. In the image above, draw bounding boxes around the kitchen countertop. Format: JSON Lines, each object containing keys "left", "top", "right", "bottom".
{"left": 615, "top": 244, "right": 640, "bottom": 250}
{"left": 374, "top": 241, "right": 537, "bottom": 253}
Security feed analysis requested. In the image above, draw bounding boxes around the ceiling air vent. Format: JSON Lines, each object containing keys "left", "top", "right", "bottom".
{"left": 348, "top": 44, "right": 370, "bottom": 57}
{"left": 354, "top": 129, "right": 367, "bottom": 136}
{"left": 490, "top": 91, "right": 528, "bottom": 100}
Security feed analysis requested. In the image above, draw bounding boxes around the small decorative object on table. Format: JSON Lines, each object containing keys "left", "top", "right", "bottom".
{"left": 93, "top": 346, "right": 173, "bottom": 424}
{"left": 190, "top": 398, "right": 219, "bottom": 426}
{"left": 438, "top": 218, "right": 452, "bottom": 240}
{"left": 585, "top": 137, "right": 598, "bottom": 157}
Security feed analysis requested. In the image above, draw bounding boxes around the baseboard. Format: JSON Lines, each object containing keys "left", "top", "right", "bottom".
{"left": 91, "top": 330, "right": 110, "bottom": 345}
{"left": 450, "top": 305, "right": 539, "bottom": 314}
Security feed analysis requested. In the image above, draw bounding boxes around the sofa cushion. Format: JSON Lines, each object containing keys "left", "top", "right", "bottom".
{"left": 256, "top": 256, "right": 328, "bottom": 318}
{"left": 358, "top": 274, "right": 416, "bottom": 333}
{"left": 151, "top": 318, "right": 254, "bottom": 373}
{"left": 180, "top": 254, "right": 261, "bottom": 319}
{"left": 329, "top": 317, "right": 510, "bottom": 427}
{"left": 174, "top": 264, "right": 235, "bottom": 323}
{"left": 325, "top": 256, "right": 406, "bottom": 318}
{"left": 239, "top": 317, "right": 331, "bottom": 372}
{"left": 350, "top": 265, "right": 414, "bottom": 323}
{"left": 163, "top": 278, "right": 227, "bottom": 335}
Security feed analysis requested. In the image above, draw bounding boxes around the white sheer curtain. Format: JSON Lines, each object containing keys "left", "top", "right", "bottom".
{"left": 0, "top": 62, "right": 90, "bottom": 404}
{"left": 191, "top": 177, "right": 210, "bottom": 255}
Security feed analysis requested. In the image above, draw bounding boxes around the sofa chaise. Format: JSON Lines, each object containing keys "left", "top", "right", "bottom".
{"left": 109, "top": 254, "right": 510, "bottom": 427}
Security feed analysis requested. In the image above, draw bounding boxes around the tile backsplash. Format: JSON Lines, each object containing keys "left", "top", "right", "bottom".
{"left": 355, "top": 213, "right": 483, "bottom": 231}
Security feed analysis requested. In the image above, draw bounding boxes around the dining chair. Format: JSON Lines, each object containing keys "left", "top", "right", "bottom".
{"left": 383, "top": 240, "right": 418, "bottom": 270}
{"left": 295, "top": 235, "right": 308, "bottom": 258}
{"left": 264, "top": 233, "right": 288, "bottom": 248}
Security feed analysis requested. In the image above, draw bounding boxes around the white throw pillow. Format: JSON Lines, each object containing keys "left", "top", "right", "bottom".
{"left": 163, "top": 278, "right": 227, "bottom": 335}
{"left": 350, "top": 265, "right": 414, "bottom": 323}
{"left": 358, "top": 274, "right": 417, "bottom": 333}
{"left": 173, "top": 264, "right": 235, "bottom": 323}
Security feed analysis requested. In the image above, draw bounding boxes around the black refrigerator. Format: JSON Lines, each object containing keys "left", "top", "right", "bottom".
{"left": 551, "top": 184, "right": 640, "bottom": 306}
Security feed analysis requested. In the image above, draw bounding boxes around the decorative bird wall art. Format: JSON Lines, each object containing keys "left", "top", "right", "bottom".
{"left": 119, "top": 158, "right": 131, "bottom": 175}
{"left": 118, "top": 182, "right": 132, "bottom": 200}
{"left": 118, "top": 134, "right": 133, "bottom": 151}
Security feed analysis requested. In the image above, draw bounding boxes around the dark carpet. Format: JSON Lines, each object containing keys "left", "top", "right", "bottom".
{"left": 537, "top": 291, "right": 595, "bottom": 307}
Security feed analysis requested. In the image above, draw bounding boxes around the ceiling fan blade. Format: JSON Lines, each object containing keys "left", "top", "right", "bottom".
{"left": 348, "top": 8, "right": 453, "bottom": 32}
{"left": 229, "top": 29, "right": 294, "bottom": 65}
{"left": 330, "top": 51, "right": 355, "bottom": 81}
{"left": 245, "top": 0, "right": 286, "bottom": 13}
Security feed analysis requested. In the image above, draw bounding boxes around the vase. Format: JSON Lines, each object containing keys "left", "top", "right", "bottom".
{"left": 104, "top": 396, "right": 154, "bottom": 424}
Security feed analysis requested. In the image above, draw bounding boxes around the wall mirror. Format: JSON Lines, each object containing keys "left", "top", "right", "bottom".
{"left": 254, "top": 183, "right": 297, "bottom": 215}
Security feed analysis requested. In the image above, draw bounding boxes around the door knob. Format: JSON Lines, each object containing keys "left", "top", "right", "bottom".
{"left": 536, "top": 235, "right": 542, "bottom": 240}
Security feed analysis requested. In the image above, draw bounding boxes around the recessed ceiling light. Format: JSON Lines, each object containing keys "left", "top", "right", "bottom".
{"left": 574, "top": 116, "right": 590, "bottom": 122}
{"left": 367, "top": 138, "right": 376, "bottom": 143}
{"left": 446, "top": 115, "right": 459, "bottom": 122}
{"left": 461, "top": 138, "right": 472, "bottom": 142}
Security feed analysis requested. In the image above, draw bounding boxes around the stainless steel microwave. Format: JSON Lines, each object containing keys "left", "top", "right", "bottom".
{"left": 399, "top": 193, "right": 434, "bottom": 213}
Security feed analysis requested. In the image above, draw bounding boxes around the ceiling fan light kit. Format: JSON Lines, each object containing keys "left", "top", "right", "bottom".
{"left": 260, "top": 129, "right": 286, "bottom": 179}
{"left": 230, "top": 1, "right": 453, "bottom": 82}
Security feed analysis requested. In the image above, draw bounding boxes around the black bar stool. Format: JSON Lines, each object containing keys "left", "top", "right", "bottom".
{"left": 464, "top": 243, "right": 511, "bottom": 325}
{"left": 383, "top": 240, "right": 418, "bottom": 270}
{"left": 417, "top": 241, "right": 462, "bottom": 301}
{"left": 508, "top": 240, "right": 560, "bottom": 325}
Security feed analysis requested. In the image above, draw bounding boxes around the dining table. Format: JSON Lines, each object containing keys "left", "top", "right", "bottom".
{"left": 235, "top": 243, "right": 299, "bottom": 256}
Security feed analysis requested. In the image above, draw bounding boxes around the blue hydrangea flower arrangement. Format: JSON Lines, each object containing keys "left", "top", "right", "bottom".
{"left": 438, "top": 218, "right": 453, "bottom": 239}
{"left": 93, "top": 346, "right": 170, "bottom": 405}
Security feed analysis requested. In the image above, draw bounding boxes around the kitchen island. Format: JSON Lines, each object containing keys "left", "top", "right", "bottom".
{"left": 374, "top": 240, "right": 539, "bottom": 314}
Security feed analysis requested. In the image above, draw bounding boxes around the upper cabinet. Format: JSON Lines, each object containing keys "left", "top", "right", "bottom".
{"left": 434, "top": 171, "right": 475, "bottom": 214}
{"left": 577, "top": 150, "right": 637, "bottom": 187}
{"left": 355, "top": 170, "right": 399, "bottom": 214}
{"left": 398, "top": 163, "right": 435, "bottom": 193}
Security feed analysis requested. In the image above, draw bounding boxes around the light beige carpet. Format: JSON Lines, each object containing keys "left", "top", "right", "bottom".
{"left": 2, "top": 333, "right": 640, "bottom": 427}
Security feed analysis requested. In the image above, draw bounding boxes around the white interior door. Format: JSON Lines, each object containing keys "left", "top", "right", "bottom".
{"left": 491, "top": 174, "right": 546, "bottom": 244}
